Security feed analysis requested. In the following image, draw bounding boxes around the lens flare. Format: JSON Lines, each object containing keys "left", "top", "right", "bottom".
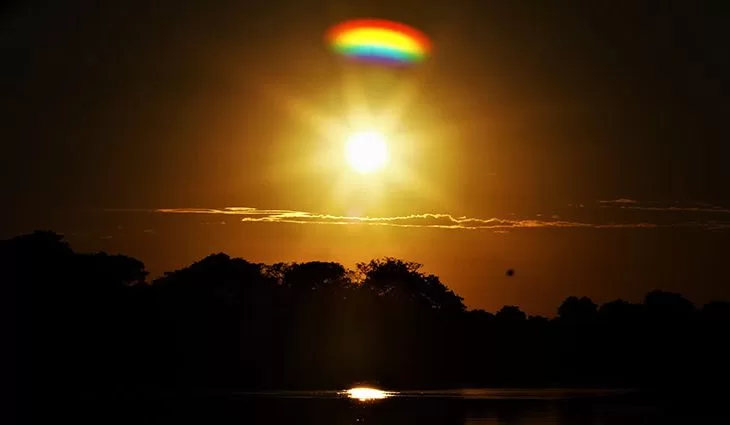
{"left": 326, "top": 19, "right": 432, "bottom": 65}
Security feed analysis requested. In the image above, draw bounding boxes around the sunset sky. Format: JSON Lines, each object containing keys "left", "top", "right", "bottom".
{"left": 3, "top": 1, "right": 729, "bottom": 315}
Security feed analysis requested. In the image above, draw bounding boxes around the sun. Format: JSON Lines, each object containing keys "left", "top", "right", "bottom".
{"left": 345, "top": 131, "right": 389, "bottom": 173}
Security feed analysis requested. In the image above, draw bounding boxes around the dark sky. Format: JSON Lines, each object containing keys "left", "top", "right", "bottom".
{"left": 2, "top": 0, "right": 729, "bottom": 315}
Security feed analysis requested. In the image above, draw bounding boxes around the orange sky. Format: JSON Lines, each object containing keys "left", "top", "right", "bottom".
{"left": 3, "top": 1, "right": 730, "bottom": 316}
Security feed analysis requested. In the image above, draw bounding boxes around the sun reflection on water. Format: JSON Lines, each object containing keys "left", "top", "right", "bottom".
{"left": 344, "top": 387, "right": 393, "bottom": 401}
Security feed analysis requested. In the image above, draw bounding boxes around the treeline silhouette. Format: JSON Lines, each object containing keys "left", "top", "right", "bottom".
{"left": 6, "top": 231, "right": 730, "bottom": 396}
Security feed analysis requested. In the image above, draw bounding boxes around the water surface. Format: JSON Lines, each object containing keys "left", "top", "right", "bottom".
{"left": 44, "top": 388, "right": 728, "bottom": 425}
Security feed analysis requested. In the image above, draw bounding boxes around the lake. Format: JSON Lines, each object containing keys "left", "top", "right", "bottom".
{"left": 32, "top": 388, "right": 728, "bottom": 424}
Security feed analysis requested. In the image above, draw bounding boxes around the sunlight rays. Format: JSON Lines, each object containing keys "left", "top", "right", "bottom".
{"left": 256, "top": 60, "right": 454, "bottom": 216}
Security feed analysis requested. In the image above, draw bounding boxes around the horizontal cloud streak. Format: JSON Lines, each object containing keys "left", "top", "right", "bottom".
{"left": 156, "top": 208, "right": 299, "bottom": 215}
{"left": 623, "top": 206, "right": 730, "bottom": 214}
{"left": 595, "top": 200, "right": 730, "bottom": 215}
{"left": 152, "top": 207, "right": 660, "bottom": 230}
{"left": 599, "top": 198, "right": 639, "bottom": 204}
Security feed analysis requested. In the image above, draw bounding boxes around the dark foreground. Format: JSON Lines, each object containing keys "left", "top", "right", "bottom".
{"left": 25, "top": 389, "right": 730, "bottom": 425}
{"left": 7, "top": 232, "right": 730, "bottom": 393}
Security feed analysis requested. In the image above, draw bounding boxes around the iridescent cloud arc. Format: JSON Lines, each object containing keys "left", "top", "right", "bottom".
{"left": 326, "top": 19, "right": 432, "bottom": 65}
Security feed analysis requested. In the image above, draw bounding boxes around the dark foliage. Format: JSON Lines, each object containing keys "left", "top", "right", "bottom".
{"left": 5, "top": 231, "right": 730, "bottom": 396}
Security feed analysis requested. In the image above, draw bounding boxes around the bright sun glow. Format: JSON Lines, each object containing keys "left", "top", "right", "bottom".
{"left": 345, "top": 131, "right": 389, "bottom": 173}
{"left": 345, "top": 387, "right": 392, "bottom": 401}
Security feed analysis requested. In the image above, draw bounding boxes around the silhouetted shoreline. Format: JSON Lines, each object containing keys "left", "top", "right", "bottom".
{"left": 6, "top": 231, "right": 730, "bottom": 399}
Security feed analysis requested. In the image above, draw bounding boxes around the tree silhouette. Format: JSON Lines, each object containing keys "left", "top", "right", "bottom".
{"left": 279, "top": 261, "right": 354, "bottom": 293}
{"left": 358, "top": 257, "right": 465, "bottom": 313}
{"left": 557, "top": 296, "right": 597, "bottom": 324}
{"left": 5, "top": 231, "right": 729, "bottom": 396}
{"left": 644, "top": 290, "right": 696, "bottom": 319}
{"left": 495, "top": 305, "right": 527, "bottom": 322}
